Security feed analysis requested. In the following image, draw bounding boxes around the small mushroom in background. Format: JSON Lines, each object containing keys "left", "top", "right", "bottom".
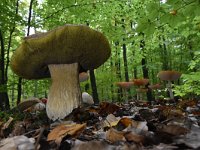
{"left": 148, "top": 83, "right": 162, "bottom": 100}
{"left": 82, "top": 92, "right": 94, "bottom": 105}
{"left": 115, "top": 82, "right": 134, "bottom": 101}
{"left": 132, "top": 79, "right": 149, "bottom": 101}
{"left": 17, "top": 97, "right": 41, "bottom": 112}
{"left": 157, "top": 70, "right": 181, "bottom": 100}
{"left": 135, "top": 88, "right": 148, "bottom": 101}
{"left": 10, "top": 25, "right": 111, "bottom": 121}
{"left": 79, "top": 72, "right": 89, "bottom": 82}
{"left": 17, "top": 97, "right": 46, "bottom": 112}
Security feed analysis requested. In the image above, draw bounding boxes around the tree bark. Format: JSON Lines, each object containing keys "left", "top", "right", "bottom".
{"left": 140, "top": 34, "right": 153, "bottom": 102}
{"left": 17, "top": 0, "right": 34, "bottom": 103}
{"left": 89, "top": 69, "right": 99, "bottom": 104}
{"left": 0, "top": 30, "right": 10, "bottom": 110}
{"left": 115, "top": 42, "right": 123, "bottom": 101}
{"left": 5, "top": 0, "right": 19, "bottom": 82}
{"left": 159, "top": 35, "right": 169, "bottom": 70}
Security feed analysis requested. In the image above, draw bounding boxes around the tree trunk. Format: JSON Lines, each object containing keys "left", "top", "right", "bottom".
{"left": 0, "top": 29, "right": 10, "bottom": 110}
{"left": 122, "top": 19, "right": 129, "bottom": 82}
{"left": 159, "top": 35, "right": 169, "bottom": 70}
{"left": 5, "top": 0, "right": 19, "bottom": 82}
{"left": 115, "top": 42, "right": 123, "bottom": 101}
{"left": 17, "top": 0, "right": 34, "bottom": 103}
{"left": 140, "top": 34, "right": 153, "bottom": 102}
{"left": 89, "top": 69, "right": 99, "bottom": 104}
{"left": 122, "top": 42, "right": 129, "bottom": 82}
{"left": 110, "top": 56, "right": 114, "bottom": 101}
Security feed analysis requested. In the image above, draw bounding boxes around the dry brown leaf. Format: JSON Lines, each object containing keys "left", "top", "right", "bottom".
{"left": 99, "top": 102, "right": 120, "bottom": 115}
{"left": 17, "top": 98, "right": 40, "bottom": 111}
{"left": 105, "top": 128, "right": 126, "bottom": 143}
{"left": 124, "top": 131, "right": 145, "bottom": 143}
{"left": 160, "top": 124, "right": 189, "bottom": 136}
{"left": 178, "top": 100, "right": 197, "bottom": 108}
{"left": 192, "top": 111, "right": 200, "bottom": 116}
{"left": 118, "top": 117, "right": 133, "bottom": 128}
{"left": 71, "top": 140, "right": 113, "bottom": 150}
{"left": 102, "top": 114, "right": 119, "bottom": 128}
{"left": 47, "top": 123, "right": 86, "bottom": 142}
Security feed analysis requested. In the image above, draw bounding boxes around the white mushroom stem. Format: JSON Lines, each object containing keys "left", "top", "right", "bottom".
{"left": 47, "top": 63, "right": 81, "bottom": 120}
{"left": 166, "top": 80, "right": 174, "bottom": 100}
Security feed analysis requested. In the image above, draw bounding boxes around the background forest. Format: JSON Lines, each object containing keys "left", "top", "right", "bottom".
{"left": 0, "top": 0, "right": 200, "bottom": 110}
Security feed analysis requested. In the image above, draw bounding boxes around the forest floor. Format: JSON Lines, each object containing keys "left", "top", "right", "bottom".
{"left": 0, "top": 98, "right": 200, "bottom": 150}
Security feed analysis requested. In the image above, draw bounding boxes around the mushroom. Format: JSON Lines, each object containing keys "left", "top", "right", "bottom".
{"left": 136, "top": 88, "right": 148, "bottom": 101}
{"left": 157, "top": 70, "right": 181, "bottom": 100}
{"left": 132, "top": 78, "right": 149, "bottom": 101}
{"left": 10, "top": 25, "right": 111, "bottom": 120}
{"left": 115, "top": 82, "right": 134, "bottom": 90}
{"left": 79, "top": 72, "right": 89, "bottom": 82}
{"left": 115, "top": 82, "right": 134, "bottom": 101}
{"left": 148, "top": 83, "right": 162, "bottom": 100}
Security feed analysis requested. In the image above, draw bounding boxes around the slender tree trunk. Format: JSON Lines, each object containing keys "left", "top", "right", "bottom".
{"left": 122, "top": 42, "right": 129, "bottom": 82}
{"left": 89, "top": 69, "right": 99, "bottom": 104}
{"left": 5, "top": 0, "right": 19, "bottom": 82}
{"left": 110, "top": 57, "right": 114, "bottom": 101}
{"left": 17, "top": 0, "right": 34, "bottom": 104}
{"left": 0, "top": 29, "right": 10, "bottom": 110}
{"left": 140, "top": 34, "right": 152, "bottom": 102}
{"left": 159, "top": 35, "right": 169, "bottom": 70}
{"left": 115, "top": 42, "right": 123, "bottom": 101}
{"left": 121, "top": 19, "right": 129, "bottom": 82}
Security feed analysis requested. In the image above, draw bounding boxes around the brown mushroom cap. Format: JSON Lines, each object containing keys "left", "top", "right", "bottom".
{"left": 157, "top": 71, "right": 181, "bottom": 81}
{"left": 132, "top": 79, "right": 149, "bottom": 86}
{"left": 10, "top": 25, "right": 111, "bottom": 79}
{"left": 115, "top": 82, "right": 134, "bottom": 89}
{"left": 79, "top": 72, "right": 89, "bottom": 82}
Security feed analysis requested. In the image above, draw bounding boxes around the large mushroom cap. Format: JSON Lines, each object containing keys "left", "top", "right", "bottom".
{"left": 10, "top": 25, "right": 111, "bottom": 79}
{"left": 157, "top": 71, "right": 181, "bottom": 81}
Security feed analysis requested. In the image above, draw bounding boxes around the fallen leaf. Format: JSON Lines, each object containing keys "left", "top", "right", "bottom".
{"left": 118, "top": 117, "right": 133, "bottom": 128}
{"left": 2, "top": 117, "right": 13, "bottom": 130}
{"left": 102, "top": 114, "right": 120, "bottom": 128}
{"left": 124, "top": 131, "right": 145, "bottom": 143}
{"left": 0, "top": 135, "right": 35, "bottom": 150}
{"left": 47, "top": 123, "right": 86, "bottom": 143}
{"left": 105, "top": 128, "right": 125, "bottom": 143}
{"left": 131, "top": 120, "right": 148, "bottom": 132}
{"left": 160, "top": 124, "right": 189, "bottom": 136}
{"left": 71, "top": 140, "right": 114, "bottom": 150}
{"left": 17, "top": 98, "right": 40, "bottom": 111}
{"left": 99, "top": 102, "right": 120, "bottom": 115}
{"left": 178, "top": 100, "right": 197, "bottom": 109}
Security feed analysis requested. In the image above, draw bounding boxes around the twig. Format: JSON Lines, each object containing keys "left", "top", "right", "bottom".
{"left": 35, "top": 127, "right": 45, "bottom": 150}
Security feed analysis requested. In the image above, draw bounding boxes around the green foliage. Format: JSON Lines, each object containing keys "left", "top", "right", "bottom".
{"left": 1, "top": 0, "right": 200, "bottom": 103}
{"left": 175, "top": 51, "right": 200, "bottom": 98}
{"left": 174, "top": 72, "right": 200, "bottom": 98}
{"left": 188, "top": 51, "right": 200, "bottom": 70}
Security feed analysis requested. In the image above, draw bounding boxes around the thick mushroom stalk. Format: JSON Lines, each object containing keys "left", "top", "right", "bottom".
{"left": 47, "top": 63, "right": 81, "bottom": 120}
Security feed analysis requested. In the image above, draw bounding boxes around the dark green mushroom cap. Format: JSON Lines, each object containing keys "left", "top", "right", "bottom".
{"left": 10, "top": 25, "right": 111, "bottom": 79}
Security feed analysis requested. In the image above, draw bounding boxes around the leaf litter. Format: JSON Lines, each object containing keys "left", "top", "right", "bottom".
{"left": 0, "top": 99, "right": 200, "bottom": 150}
